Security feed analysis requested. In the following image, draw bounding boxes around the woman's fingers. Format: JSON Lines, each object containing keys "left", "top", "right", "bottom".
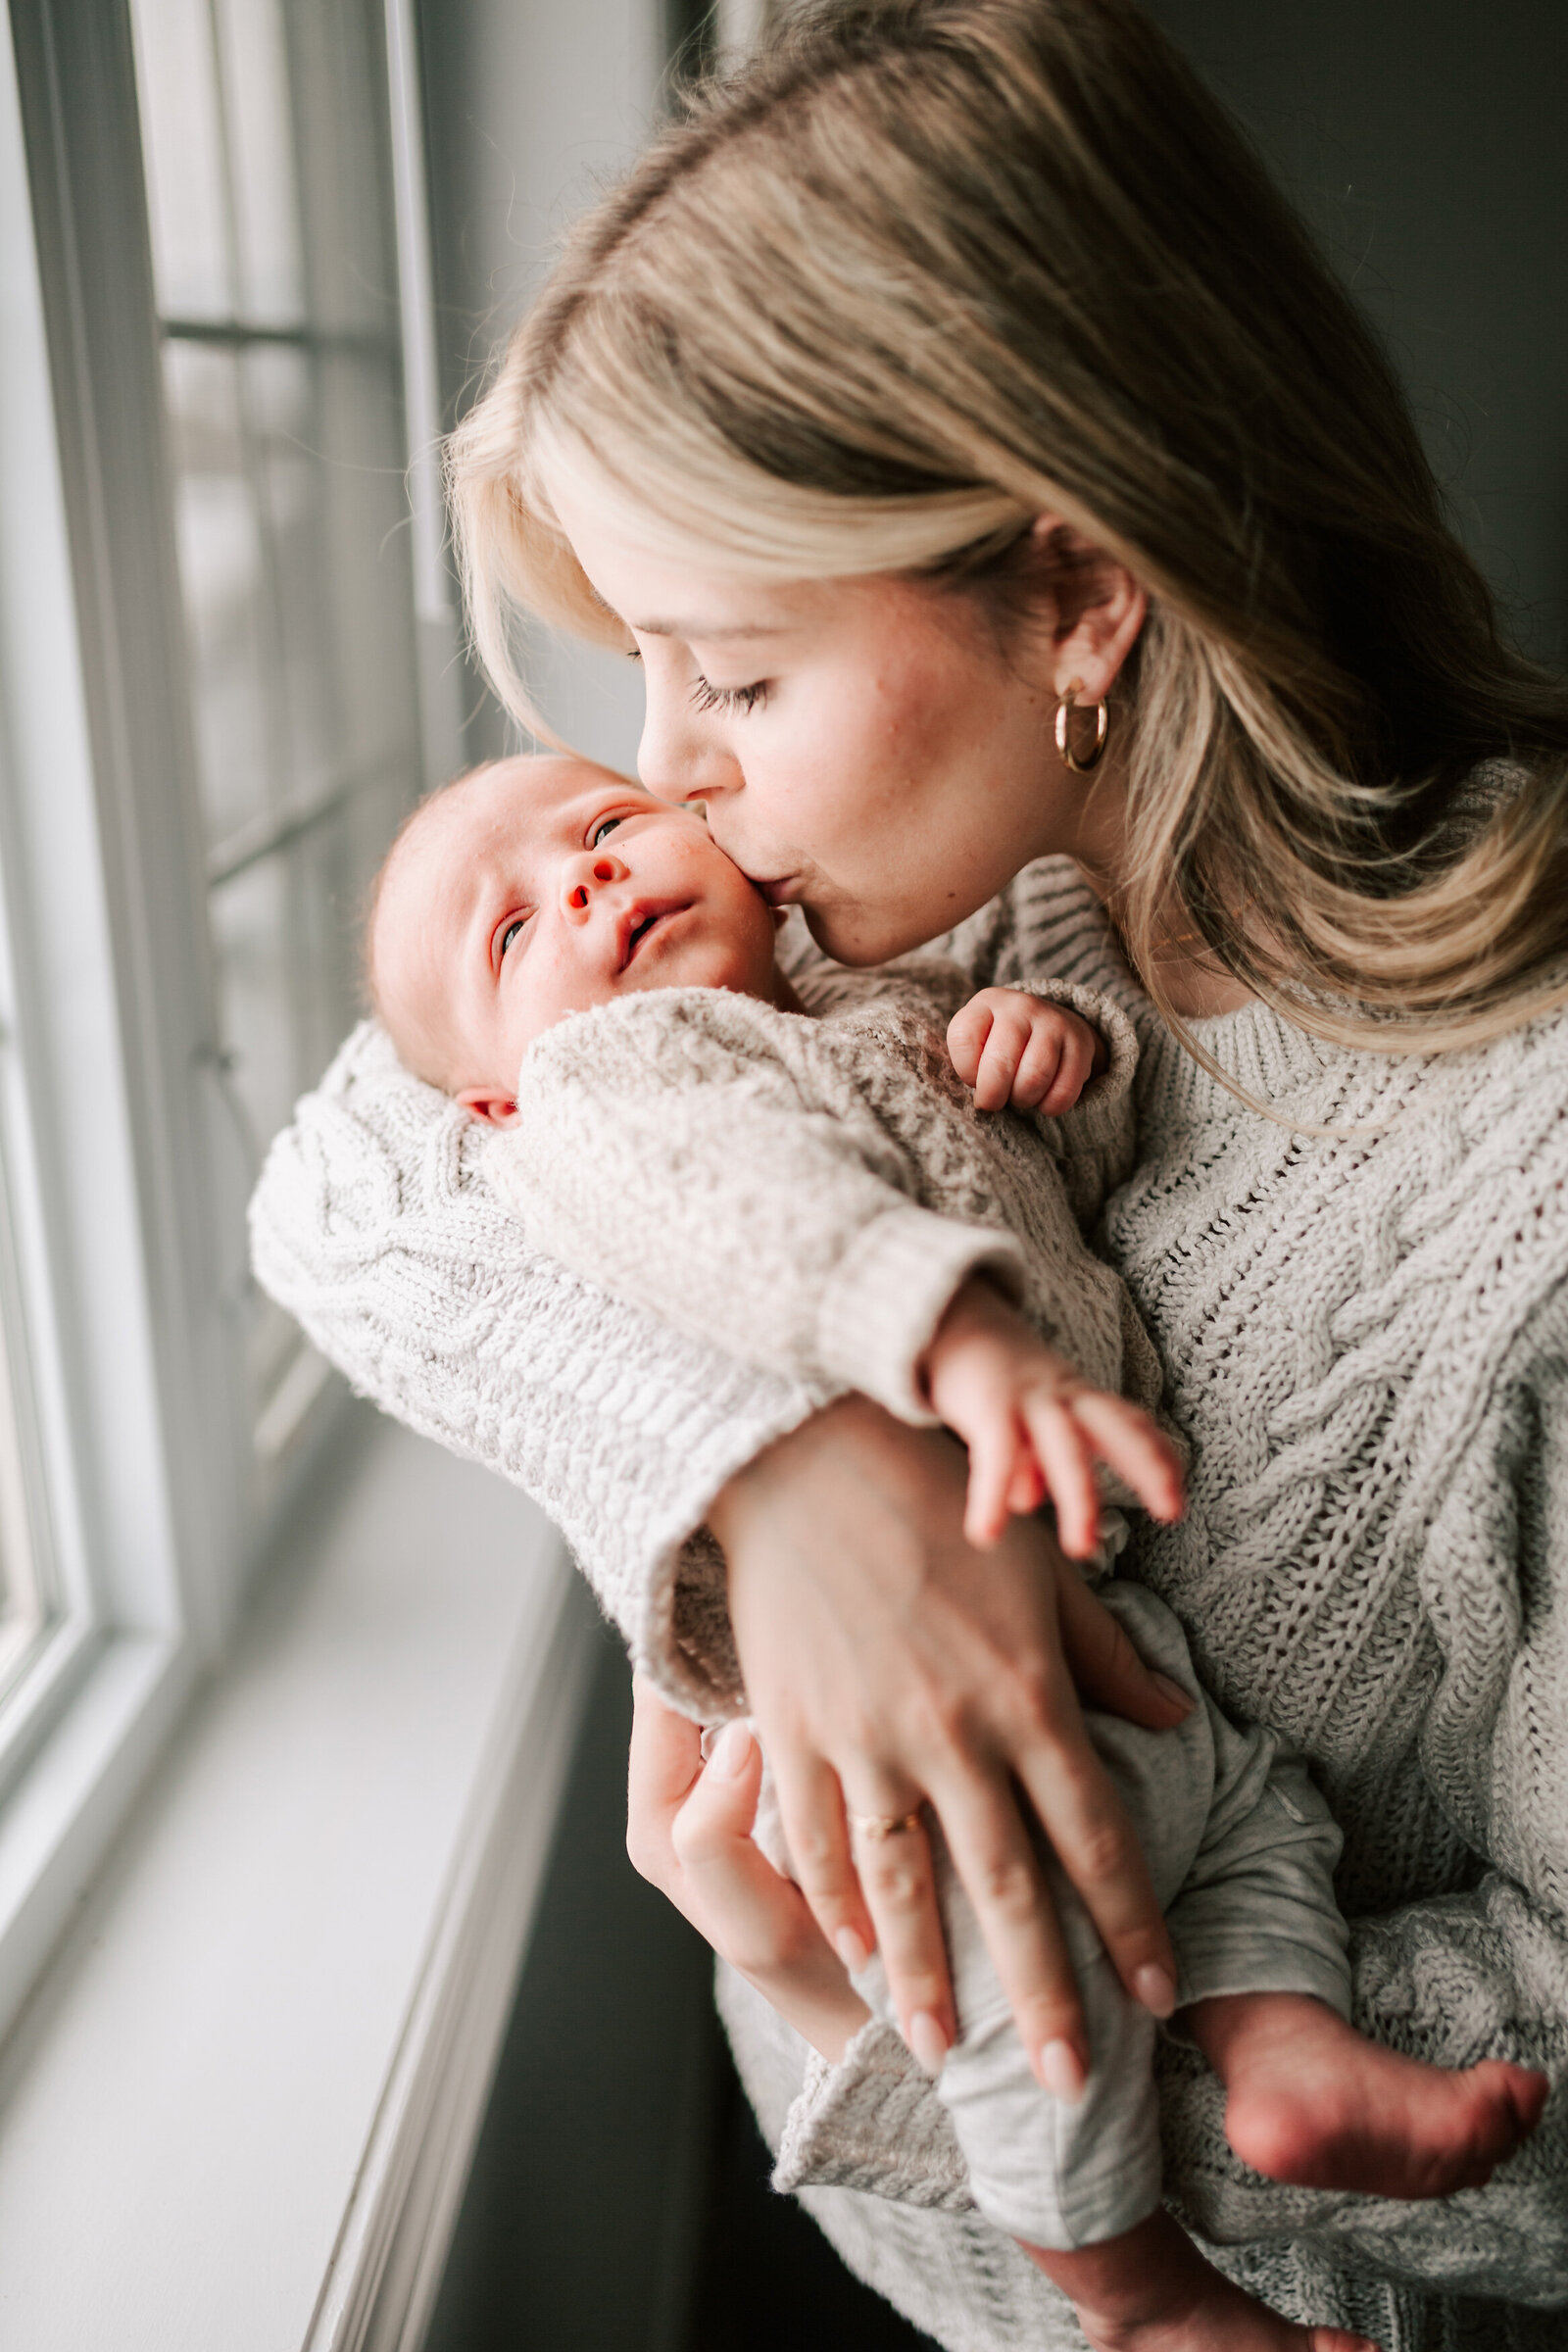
{"left": 1054, "top": 1564, "right": 1193, "bottom": 1729}
{"left": 772, "top": 1748, "right": 876, "bottom": 1977}
{"left": 928, "top": 1767, "right": 1089, "bottom": 2094}
{"left": 626, "top": 1672, "right": 704, "bottom": 1888}
{"left": 1013, "top": 1707, "right": 1178, "bottom": 2020}
{"left": 846, "top": 1806, "right": 955, "bottom": 2071}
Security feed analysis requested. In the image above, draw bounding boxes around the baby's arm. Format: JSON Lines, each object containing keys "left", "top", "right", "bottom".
{"left": 922, "top": 1275, "right": 1182, "bottom": 1554}
{"left": 490, "top": 987, "right": 1031, "bottom": 1422}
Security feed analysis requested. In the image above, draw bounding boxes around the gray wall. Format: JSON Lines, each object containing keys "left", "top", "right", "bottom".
{"left": 1146, "top": 0, "right": 1568, "bottom": 666}
{"left": 422, "top": 1630, "right": 719, "bottom": 2352}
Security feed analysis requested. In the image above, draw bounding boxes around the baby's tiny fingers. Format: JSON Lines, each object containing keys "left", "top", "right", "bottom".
{"left": 1036, "top": 1021, "right": 1099, "bottom": 1116}
{"left": 1071, "top": 1394, "right": 1186, "bottom": 1523}
{"left": 963, "top": 1415, "right": 1019, "bottom": 1548}
{"left": 946, "top": 999, "right": 994, "bottom": 1087}
{"left": 1024, "top": 1396, "right": 1102, "bottom": 1559}
{"left": 973, "top": 1018, "right": 1030, "bottom": 1112}
{"left": 1005, "top": 1450, "right": 1046, "bottom": 1520}
{"left": 1008, "top": 1022, "right": 1067, "bottom": 1111}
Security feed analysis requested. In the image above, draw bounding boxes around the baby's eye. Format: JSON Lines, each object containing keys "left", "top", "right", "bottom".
{"left": 589, "top": 815, "right": 624, "bottom": 848}
{"left": 498, "top": 915, "right": 528, "bottom": 959}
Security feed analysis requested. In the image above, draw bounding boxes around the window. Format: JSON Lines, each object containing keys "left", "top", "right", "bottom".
{"left": 127, "top": 0, "right": 424, "bottom": 1481}
{"left": 0, "top": 0, "right": 441, "bottom": 2042}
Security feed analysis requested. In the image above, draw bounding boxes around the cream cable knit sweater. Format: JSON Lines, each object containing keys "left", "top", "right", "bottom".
{"left": 250, "top": 864, "right": 1568, "bottom": 2352}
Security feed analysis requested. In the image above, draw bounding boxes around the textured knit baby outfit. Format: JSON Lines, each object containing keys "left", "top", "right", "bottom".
{"left": 484, "top": 951, "right": 1351, "bottom": 2251}
{"left": 250, "top": 862, "right": 1568, "bottom": 2351}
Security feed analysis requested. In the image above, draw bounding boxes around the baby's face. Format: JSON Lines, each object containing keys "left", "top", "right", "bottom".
{"left": 372, "top": 756, "right": 781, "bottom": 1121}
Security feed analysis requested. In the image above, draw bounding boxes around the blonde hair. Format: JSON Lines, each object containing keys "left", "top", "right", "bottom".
{"left": 448, "top": 0, "right": 1568, "bottom": 1055}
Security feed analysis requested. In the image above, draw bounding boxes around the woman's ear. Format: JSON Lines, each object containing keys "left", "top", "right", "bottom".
{"left": 457, "top": 1085, "right": 520, "bottom": 1127}
{"left": 1030, "top": 514, "right": 1147, "bottom": 705}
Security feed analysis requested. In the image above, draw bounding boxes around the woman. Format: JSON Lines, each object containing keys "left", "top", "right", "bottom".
{"left": 258, "top": 1, "right": 1567, "bottom": 2344}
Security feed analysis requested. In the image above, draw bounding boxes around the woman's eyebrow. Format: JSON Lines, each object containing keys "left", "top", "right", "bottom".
{"left": 629, "top": 616, "right": 786, "bottom": 641}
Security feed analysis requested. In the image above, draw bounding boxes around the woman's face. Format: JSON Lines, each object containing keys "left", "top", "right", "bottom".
{"left": 550, "top": 482, "right": 1130, "bottom": 964}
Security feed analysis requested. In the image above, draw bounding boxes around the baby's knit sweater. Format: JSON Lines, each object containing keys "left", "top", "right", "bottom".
{"left": 250, "top": 863, "right": 1568, "bottom": 2352}
{"left": 487, "top": 954, "right": 1157, "bottom": 1458}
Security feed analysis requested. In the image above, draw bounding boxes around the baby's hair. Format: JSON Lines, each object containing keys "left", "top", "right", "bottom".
{"left": 362, "top": 764, "right": 502, "bottom": 1086}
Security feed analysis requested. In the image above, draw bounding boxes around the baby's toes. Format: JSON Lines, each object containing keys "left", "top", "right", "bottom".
{"left": 1478, "top": 2060, "right": 1550, "bottom": 2147}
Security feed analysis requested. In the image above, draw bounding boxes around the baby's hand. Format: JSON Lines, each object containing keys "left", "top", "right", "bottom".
{"left": 923, "top": 1278, "right": 1185, "bottom": 1554}
{"left": 948, "top": 987, "right": 1106, "bottom": 1115}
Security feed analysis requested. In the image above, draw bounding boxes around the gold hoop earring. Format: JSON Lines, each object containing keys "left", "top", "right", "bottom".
{"left": 1054, "top": 681, "right": 1109, "bottom": 774}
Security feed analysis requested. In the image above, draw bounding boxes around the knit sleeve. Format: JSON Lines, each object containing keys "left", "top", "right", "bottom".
{"left": 247, "top": 1020, "right": 816, "bottom": 1716}
{"left": 1160, "top": 1285, "right": 1568, "bottom": 2304}
{"left": 489, "top": 988, "right": 1027, "bottom": 1426}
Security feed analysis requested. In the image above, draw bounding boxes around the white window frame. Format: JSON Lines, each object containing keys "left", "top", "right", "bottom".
{"left": 0, "top": 0, "right": 464, "bottom": 2050}
{"left": 0, "top": 0, "right": 194, "bottom": 2039}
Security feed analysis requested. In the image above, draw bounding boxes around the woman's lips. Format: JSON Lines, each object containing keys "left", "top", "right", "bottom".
{"left": 755, "top": 875, "right": 805, "bottom": 906}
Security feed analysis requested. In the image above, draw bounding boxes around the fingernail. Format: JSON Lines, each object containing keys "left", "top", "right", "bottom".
{"left": 709, "top": 1720, "right": 753, "bottom": 1778}
{"left": 1134, "top": 1964, "right": 1178, "bottom": 2018}
{"left": 1038, "top": 2038, "right": 1087, "bottom": 2102}
{"left": 907, "top": 2010, "right": 949, "bottom": 2078}
{"left": 1152, "top": 1673, "right": 1194, "bottom": 1716}
{"left": 834, "top": 1927, "right": 870, "bottom": 1976}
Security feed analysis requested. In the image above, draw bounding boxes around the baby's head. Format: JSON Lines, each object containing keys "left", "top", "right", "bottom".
{"left": 368, "top": 755, "right": 783, "bottom": 1123}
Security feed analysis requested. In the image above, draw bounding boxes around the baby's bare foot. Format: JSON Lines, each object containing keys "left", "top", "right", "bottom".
{"left": 1029, "top": 2207, "right": 1381, "bottom": 2352}
{"left": 1189, "top": 1992, "right": 1548, "bottom": 2199}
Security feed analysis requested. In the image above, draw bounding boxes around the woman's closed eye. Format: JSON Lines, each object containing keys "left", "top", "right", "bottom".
{"left": 690, "top": 674, "right": 768, "bottom": 716}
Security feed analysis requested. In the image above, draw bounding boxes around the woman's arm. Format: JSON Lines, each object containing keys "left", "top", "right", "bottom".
{"left": 712, "top": 1397, "right": 1188, "bottom": 2084}
{"left": 250, "top": 1018, "right": 1188, "bottom": 2078}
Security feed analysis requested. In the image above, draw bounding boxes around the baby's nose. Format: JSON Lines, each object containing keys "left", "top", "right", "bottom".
{"left": 564, "top": 854, "right": 625, "bottom": 911}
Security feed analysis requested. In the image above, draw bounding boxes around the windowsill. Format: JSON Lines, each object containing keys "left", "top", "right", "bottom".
{"left": 0, "top": 1406, "right": 596, "bottom": 2352}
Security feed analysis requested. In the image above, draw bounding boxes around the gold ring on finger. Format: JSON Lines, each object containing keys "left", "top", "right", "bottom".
{"left": 848, "top": 1807, "right": 924, "bottom": 1842}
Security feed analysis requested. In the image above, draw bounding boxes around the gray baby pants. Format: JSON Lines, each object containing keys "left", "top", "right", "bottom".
{"left": 857, "top": 1576, "right": 1351, "bottom": 2251}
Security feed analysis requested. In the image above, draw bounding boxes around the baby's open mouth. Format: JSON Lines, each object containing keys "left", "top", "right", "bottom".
{"left": 621, "top": 905, "right": 680, "bottom": 969}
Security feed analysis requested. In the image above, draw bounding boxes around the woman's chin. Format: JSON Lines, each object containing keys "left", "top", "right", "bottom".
{"left": 803, "top": 901, "right": 940, "bottom": 968}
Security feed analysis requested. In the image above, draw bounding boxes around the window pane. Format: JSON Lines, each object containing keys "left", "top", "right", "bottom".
{"left": 135, "top": 0, "right": 421, "bottom": 1477}
{"left": 127, "top": 0, "right": 232, "bottom": 320}
{"left": 245, "top": 343, "right": 340, "bottom": 799}
{"left": 163, "top": 340, "right": 276, "bottom": 856}
{"left": 214, "top": 0, "right": 304, "bottom": 326}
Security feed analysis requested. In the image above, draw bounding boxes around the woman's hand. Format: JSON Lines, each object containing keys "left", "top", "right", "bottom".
{"left": 626, "top": 1676, "right": 871, "bottom": 2063}
{"left": 709, "top": 1396, "right": 1190, "bottom": 2098}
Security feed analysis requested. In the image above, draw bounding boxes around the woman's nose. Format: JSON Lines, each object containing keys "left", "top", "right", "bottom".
{"left": 561, "top": 851, "right": 627, "bottom": 916}
{"left": 638, "top": 679, "right": 738, "bottom": 808}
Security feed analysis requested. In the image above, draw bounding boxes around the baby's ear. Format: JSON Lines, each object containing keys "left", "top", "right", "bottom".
{"left": 457, "top": 1085, "right": 520, "bottom": 1128}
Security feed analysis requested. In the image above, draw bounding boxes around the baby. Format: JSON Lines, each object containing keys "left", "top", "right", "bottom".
{"left": 368, "top": 754, "right": 1544, "bottom": 2352}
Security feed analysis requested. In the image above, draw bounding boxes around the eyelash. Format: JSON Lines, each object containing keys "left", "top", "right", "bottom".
{"left": 690, "top": 676, "right": 768, "bottom": 716}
